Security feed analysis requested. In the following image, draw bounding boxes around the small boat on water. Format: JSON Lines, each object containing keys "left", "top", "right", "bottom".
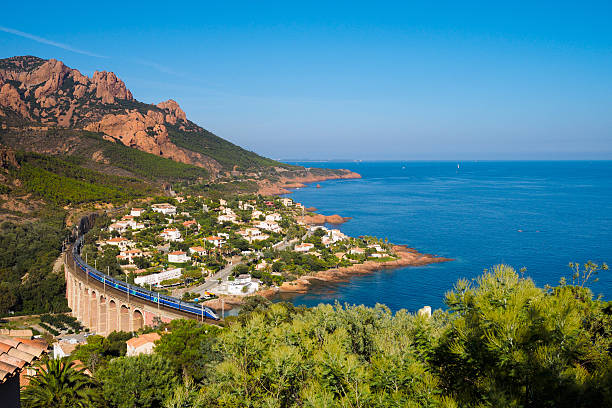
{"left": 316, "top": 184, "right": 321, "bottom": 188}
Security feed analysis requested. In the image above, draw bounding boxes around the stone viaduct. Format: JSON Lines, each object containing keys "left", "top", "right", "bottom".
{"left": 64, "top": 248, "right": 207, "bottom": 336}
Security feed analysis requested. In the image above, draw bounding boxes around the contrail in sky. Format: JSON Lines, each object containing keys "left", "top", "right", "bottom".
{"left": 0, "top": 26, "right": 107, "bottom": 58}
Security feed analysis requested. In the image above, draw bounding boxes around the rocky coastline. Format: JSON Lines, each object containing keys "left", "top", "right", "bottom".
{"left": 257, "top": 169, "right": 362, "bottom": 195}
{"left": 204, "top": 245, "right": 452, "bottom": 313}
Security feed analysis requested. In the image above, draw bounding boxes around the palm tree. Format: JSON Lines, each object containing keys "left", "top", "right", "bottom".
{"left": 21, "top": 358, "right": 103, "bottom": 408}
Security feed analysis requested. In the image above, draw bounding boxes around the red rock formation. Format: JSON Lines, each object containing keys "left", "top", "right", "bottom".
{"left": 157, "top": 99, "right": 187, "bottom": 125}
{"left": 0, "top": 57, "right": 223, "bottom": 172}
{"left": 92, "top": 71, "right": 133, "bottom": 104}
{"left": 298, "top": 213, "right": 352, "bottom": 225}
{"left": 0, "top": 82, "right": 30, "bottom": 119}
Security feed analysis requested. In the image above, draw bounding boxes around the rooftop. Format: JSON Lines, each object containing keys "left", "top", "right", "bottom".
{"left": 0, "top": 336, "right": 48, "bottom": 384}
{"left": 126, "top": 332, "right": 161, "bottom": 349}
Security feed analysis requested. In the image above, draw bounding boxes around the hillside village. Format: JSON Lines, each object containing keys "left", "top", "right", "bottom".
{"left": 81, "top": 195, "right": 397, "bottom": 304}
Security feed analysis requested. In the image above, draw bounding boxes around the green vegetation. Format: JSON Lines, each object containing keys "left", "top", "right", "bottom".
{"left": 21, "top": 264, "right": 612, "bottom": 407}
{"left": 14, "top": 152, "right": 153, "bottom": 205}
{"left": 0, "top": 212, "right": 69, "bottom": 316}
{"left": 167, "top": 126, "right": 285, "bottom": 170}
{"left": 22, "top": 358, "right": 103, "bottom": 408}
{"left": 81, "top": 132, "right": 210, "bottom": 181}
{"left": 72, "top": 332, "right": 135, "bottom": 373}
{"left": 0, "top": 55, "right": 46, "bottom": 72}
{"left": 98, "top": 354, "right": 177, "bottom": 408}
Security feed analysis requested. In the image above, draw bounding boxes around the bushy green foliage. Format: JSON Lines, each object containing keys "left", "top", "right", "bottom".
{"left": 72, "top": 331, "right": 134, "bottom": 373}
{"left": 97, "top": 354, "right": 178, "bottom": 408}
{"left": 21, "top": 266, "right": 612, "bottom": 408}
{"left": 0, "top": 213, "right": 69, "bottom": 316}
{"left": 436, "top": 265, "right": 612, "bottom": 407}
{"left": 203, "top": 265, "right": 612, "bottom": 407}
{"left": 154, "top": 319, "right": 222, "bottom": 380}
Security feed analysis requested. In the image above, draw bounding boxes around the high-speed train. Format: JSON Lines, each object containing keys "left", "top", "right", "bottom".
{"left": 72, "top": 236, "right": 219, "bottom": 320}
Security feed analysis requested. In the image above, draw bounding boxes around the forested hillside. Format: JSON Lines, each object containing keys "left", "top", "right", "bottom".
{"left": 0, "top": 148, "right": 160, "bottom": 316}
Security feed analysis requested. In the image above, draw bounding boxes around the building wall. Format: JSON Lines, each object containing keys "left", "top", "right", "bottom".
{"left": 0, "top": 374, "right": 21, "bottom": 408}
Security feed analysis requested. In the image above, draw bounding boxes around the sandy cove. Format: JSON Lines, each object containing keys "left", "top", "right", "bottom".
{"left": 257, "top": 169, "right": 362, "bottom": 195}
{"left": 203, "top": 246, "right": 452, "bottom": 312}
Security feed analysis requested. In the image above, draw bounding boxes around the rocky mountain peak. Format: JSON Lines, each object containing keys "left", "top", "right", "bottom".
{"left": 157, "top": 99, "right": 187, "bottom": 124}
{"left": 92, "top": 71, "right": 133, "bottom": 104}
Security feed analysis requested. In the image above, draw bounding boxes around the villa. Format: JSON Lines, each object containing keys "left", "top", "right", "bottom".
{"left": 182, "top": 220, "right": 199, "bottom": 229}
{"left": 161, "top": 228, "right": 181, "bottom": 242}
{"left": 256, "top": 220, "right": 282, "bottom": 233}
{"left": 105, "top": 237, "right": 133, "bottom": 250}
{"left": 295, "top": 243, "right": 315, "bottom": 252}
{"left": 265, "top": 213, "right": 282, "bottom": 222}
{"left": 130, "top": 208, "right": 144, "bottom": 217}
{"left": 206, "top": 236, "right": 226, "bottom": 248}
{"left": 151, "top": 203, "right": 177, "bottom": 215}
{"left": 117, "top": 249, "right": 143, "bottom": 263}
{"left": 168, "top": 251, "right": 190, "bottom": 263}
{"left": 108, "top": 221, "right": 129, "bottom": 233}
{"left": 218, "top": 213, "right": 237, "bottom": 223}
{"left": 189, "top": 246, "right": 207, "bottom": 256}
{"left": 222, "top": 274, "right": 260, "bottom": 295}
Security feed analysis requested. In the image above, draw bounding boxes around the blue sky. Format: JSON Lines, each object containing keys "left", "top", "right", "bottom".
{"left": 2, "top": 1, "right": 611, "bottom": 160}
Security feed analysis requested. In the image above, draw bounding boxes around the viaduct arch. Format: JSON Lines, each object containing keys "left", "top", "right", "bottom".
{"left": 64, "top": 247, "right": 213, "bottom": 336}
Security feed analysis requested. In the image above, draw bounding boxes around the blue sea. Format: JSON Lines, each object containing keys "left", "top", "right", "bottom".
{"left": 274, "top": 161, "right": 612, "bottom": 312}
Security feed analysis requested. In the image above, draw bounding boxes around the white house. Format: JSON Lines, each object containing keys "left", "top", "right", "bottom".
{"left": 368, "top": 244, "right": 383, "bottom": 252}
{"left": 108, "top": 221, "right": 129, "bottom": 233}
{"left": 105, "top": 237, "right": 133, "bottom": 251}
{"left": 135, "top": 268, "right": 182, "bottom": 286}
{"left": 161, "top": 228, "right": 182, "bottom": 242}
{"left": 218, "top": 213, "right": 237, "bottom": 223}
{"left": 256, "top": 221, "right": 282, "bottom": 233}
{"left": 294, "top": 243, "right": 315, "bottom": 253}
{"left": 280, "top": 198, "right": 293, "bottom": 207}
{"left": 151, "top": 203, "right": 177, "bottom": 215}
{"left": 417, "top": 306, "right": 432, "bottom": 318}
{"left": 189, "top": 246, "right": 207, "bottom": 256}
{"left": 206, "top": 236, "right": 226, "bottom": 248}
{"left": 126, "top": 333, "right": 161, "bottom": 356}
{"left": 238, "top": 201, "right": 255, "bottom": 210}
{"left": 265, "top": 213, "right": 282, "bottom": 222}
{"left": 349, "top": 248, "right": 365, "bottom": 255}
{"left": 168, "top": 251, "right": 190, "bottom": 263}
{"left": 225, "top": 274, "right": 260, "bottom": 295}
{"left": 322, "top": 229, "right": 347, "bottom": 247}
{"left": 251, "top": 210, "right": 264, "bottom": 220}
{"left": 130, "top": 208, "right": 144, "bottom": 217}
{"left": 237, "top": 228, "right": 269, "bottom": 243}
{"left": 117, "top": 249, "right": 143, "bottom": 263}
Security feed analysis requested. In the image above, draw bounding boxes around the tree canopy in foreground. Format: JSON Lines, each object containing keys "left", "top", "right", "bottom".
{"left": 22, "top": 264, "right": 612, "bottom": 407}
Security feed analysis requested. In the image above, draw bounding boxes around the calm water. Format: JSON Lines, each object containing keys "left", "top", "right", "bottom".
{"left": 274, "top": 161, "right": 612, "bottom": 312}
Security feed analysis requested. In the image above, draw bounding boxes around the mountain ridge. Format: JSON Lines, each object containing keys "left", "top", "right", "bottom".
{"left": 0, "top": 56, "right": 281, "bottom": 175}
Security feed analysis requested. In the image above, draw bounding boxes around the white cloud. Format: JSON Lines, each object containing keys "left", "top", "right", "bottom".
{"left": 0, "top": 26, "right": 107, "bottom": 58}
